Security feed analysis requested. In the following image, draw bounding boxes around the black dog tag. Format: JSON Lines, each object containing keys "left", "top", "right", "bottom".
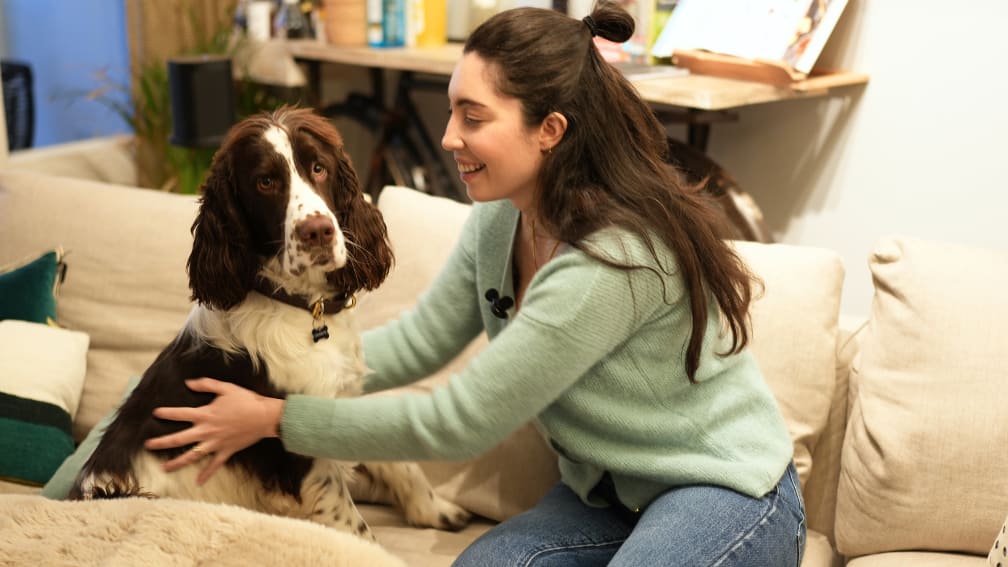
{"left": 312, "top": 325, "right": 329, "bottom": 343}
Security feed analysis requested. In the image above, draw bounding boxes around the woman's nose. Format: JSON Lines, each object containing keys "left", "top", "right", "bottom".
{"left": 442, "top": 121, "right": 461, "bottom": 151}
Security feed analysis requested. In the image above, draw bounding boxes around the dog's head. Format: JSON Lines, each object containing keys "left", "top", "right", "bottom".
{"left": 188, "top": 106, "right": 394, "bottom": 311}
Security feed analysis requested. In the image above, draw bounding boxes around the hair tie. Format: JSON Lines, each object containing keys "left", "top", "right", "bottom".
{"left": 582, "top": 15, "right": 598, "bottom": 37}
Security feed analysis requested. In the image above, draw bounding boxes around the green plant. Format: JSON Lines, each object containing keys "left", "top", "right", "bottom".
{"left": 80, "top": 3, "right": 291, "bottom": 193}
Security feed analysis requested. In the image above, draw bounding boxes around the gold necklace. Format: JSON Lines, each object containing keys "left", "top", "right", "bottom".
{"left": 530, "top": 218, "right": 562, "bottom": 268}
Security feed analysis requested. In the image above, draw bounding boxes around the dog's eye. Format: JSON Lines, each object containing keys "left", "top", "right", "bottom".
{"left": 256, "top": 176, "right": 276, "bottom": 193}
{"left": 311, "top": 162, "right": 327, "bottom": 180}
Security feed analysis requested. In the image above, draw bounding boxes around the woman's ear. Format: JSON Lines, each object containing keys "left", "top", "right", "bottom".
{"left": 539, "top": 111, "right": 568, "bottom": 152}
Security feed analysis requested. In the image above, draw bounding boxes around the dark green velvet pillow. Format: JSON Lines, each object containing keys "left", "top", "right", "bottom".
{"left": 0, "top": 320, "right": 89, "bottom": 487}
{"left": 0, "top": 249, "right": 67, "bottom": 324}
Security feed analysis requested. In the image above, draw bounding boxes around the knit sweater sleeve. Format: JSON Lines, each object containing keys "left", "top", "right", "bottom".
{"left": 280, "top": 238, "right": 675, "bottom": 462}
{"left": 358, "top": 210, "right": 485, "bottom": 394}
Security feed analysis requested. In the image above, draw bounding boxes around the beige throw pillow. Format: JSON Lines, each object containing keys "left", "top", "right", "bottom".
{"left": 733, "top": 241, "right": 844, "bottom": 490}
{"left": 836, "top": 236, "right": 1008, "bottom": 556}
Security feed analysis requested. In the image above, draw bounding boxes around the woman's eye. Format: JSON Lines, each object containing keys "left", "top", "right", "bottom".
{"left": 256, "top": 176, "right": 275, "bottom": 192}
{"left": 448, "top": 108, "right": 480, "bottom": 125}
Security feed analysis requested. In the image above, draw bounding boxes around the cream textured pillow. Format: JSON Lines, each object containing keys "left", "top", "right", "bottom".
{"left": 359, "top": 186, "right": 560, "bottom": 522}
{"left": 732, "top": 241, "right": 844, "bottom": 490}
{"left": 836, "top": 236, "right": 1008, "bottom": 556}
{"left": 0, "top": 321, "right": 89, "bottom": 486}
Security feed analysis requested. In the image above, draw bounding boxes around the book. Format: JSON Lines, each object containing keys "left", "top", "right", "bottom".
{"left": 651, "top": 0, "right": 848, "bottom": 74}
{"left": 612, "top": 60, "right": 689, "bottom": 81}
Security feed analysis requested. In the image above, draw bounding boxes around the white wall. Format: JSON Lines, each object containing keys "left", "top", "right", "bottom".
{"left": 706, "top": 0, "right": 1008, "bottom": 319}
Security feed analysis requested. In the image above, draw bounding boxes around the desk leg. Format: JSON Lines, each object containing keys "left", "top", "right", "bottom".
{"left": 301, "top": 59, "right": 323, "bottom": 108}
{"left": 687, "top": 123, "right": 711, "bottom": 153}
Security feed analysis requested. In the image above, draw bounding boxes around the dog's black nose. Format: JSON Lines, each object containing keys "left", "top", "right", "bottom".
{"left": 296, "top": 214, "right": 335, "bottom": 247}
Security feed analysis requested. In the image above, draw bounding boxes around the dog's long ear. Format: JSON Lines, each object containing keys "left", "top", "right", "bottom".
{"left": 188, "top": 153, "right": 259, "bottom": 310}
{"left": 328, "top": 149, "right": 394, "bottom": 294}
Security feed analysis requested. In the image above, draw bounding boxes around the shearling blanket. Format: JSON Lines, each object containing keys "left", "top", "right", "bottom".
{"left": 0, "top": 494, "right": 407, "bottom": 567}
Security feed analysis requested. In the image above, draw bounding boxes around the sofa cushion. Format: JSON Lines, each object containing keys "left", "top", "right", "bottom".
{"left": 0, "top": 320, "right": 89, "bottom": 485}
{"left": 846, "top": 552, "right": 987, "bottom": 567}
{"left": 359, "top": 186, "right": 560, "bottom": 523}
{"left": 0, "top": 171, "right": 198, "bottom": 442}
{"left": 733, "top": 241, "right": 844, "bottom": 491}
{"left": 0, "top": 248, "right": 66, "bottom": 324}
{"left": 836, "top": 236, "right": 1008, "bottom": 557}
{"left": 361, "top": 503, "right": 495, "bottom": 567}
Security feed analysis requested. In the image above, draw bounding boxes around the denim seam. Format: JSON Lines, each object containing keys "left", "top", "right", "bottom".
{"left": 784, "top": 465, "right": 805, "bottom": 516}
{"left": 785, "top": 466, "right": 807, "bottom": 567}
{"left": 709, "top": 490, "right": 780, "bottom": 567}
{"left": 520, "top": 539, "right": 625, "bottom": 567}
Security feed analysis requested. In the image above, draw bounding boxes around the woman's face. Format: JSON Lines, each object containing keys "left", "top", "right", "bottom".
{"left": 442, "top": 53, "right": 544, "bottom": 210}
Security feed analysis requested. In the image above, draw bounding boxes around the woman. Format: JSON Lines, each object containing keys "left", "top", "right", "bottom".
{"left": 131, "top": 3, "right": 806, "bottom": 565}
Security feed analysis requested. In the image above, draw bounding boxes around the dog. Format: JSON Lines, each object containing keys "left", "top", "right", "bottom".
{"left": 68, "top": 106, "right": 471, "bottom": 540}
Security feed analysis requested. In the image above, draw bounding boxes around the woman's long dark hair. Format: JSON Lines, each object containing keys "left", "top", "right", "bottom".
{"left": 465, "top": 1, "right": 757, "bottom": 382}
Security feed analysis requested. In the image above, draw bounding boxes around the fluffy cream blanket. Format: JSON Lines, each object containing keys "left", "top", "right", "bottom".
{"left": 0, "top": 494, "right": 407, "bottom": 567}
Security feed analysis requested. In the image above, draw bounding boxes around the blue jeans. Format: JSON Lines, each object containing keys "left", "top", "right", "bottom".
{"left": 453, "top": 462, "right": 805, "bottom": 567}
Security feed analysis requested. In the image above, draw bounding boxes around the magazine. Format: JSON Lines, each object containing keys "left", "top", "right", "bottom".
{"left": 651, "top": 0, "right": 849, "bottom": 74}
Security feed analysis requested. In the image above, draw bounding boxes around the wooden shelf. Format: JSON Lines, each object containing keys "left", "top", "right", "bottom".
{"left": 285, "top": 40, "right": 869, "bottom": 112}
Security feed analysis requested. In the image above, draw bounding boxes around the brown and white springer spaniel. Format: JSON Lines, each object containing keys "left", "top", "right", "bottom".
{"left": 68, "top": 107, "right": 470, "bottom": 539}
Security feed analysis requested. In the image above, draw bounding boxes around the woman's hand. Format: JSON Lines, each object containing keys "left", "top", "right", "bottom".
{"left": 144, "top": 378, "right": 285, "bottom": 485}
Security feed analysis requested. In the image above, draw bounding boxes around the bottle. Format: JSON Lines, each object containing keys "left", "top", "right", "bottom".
{"left": 233, "top": 0, "right": 250, "bottom": 34}
{"left": 247, "top": 0, "right": 274, "bottom": 40}
{"left": 381, "top": 0, "right": 407, "bottom": 47}
{"left": 414, "top": 0, "right": 447, "bottom": 47}
{"left": 467, "top": 0, "right": 497, "bottom": 35}
{"left": 275, "top": 0, "right": 313, "bottom": 39}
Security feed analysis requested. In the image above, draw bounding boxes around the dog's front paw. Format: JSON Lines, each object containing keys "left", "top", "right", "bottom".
{"left": 405, "top": 491, "right": 472, "bottom": 531}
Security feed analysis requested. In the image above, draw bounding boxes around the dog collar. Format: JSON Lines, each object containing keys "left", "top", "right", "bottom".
{"left": 252, "top": 279, "right": 357, "bottom": 343}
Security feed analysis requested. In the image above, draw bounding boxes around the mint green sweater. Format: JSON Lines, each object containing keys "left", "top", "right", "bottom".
{"left": 282, "top": 200, "right": 793, "bottom": 511}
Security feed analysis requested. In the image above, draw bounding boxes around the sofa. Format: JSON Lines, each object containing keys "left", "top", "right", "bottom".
{"left": 1, "top": 138, "right": 1007, "bottom": 566}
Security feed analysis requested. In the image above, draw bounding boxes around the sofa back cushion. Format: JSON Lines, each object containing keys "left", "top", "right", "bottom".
{"left": 734, "top": 241, "right": 845, "bottom": 546}
{"left": 0, "top": 171, "right": 197, "bottom": 442}
{"left": 734, "top": 241, "right": 844, "bottom": 490}
{"left": 835, "top": 236, "right": 1008, "bottom": 556}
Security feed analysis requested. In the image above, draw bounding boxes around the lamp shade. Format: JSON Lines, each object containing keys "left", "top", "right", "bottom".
{"left": 168, "top": 55, "right": 234, "bottom": 147}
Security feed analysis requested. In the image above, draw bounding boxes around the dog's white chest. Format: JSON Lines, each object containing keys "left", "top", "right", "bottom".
{"left": 189, "top": 300, "right": 367, "bottom": 398}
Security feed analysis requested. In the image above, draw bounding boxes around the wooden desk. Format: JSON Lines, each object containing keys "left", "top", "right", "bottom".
{"left": 287, "top": 40, "right": 867, "bottom": 150}
{"left": 286, "top": 40, "right": 866, "bottom": 111}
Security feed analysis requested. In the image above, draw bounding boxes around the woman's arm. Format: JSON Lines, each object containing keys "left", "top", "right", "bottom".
{"left": 360, "top": 207, "right": 485, "bottom": 394}
{"left": 147, "top": 236, "right": 676, "bottom": 480}
{"left": 282, "top": 244, "right": 674, "bottom": 462}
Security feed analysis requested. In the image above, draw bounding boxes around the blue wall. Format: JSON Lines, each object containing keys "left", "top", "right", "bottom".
{"left": 2, "top": 0, "right": 132, "bottom": 148}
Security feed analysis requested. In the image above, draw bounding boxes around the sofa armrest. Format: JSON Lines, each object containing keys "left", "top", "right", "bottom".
{"left": 4, "top": 135, "right": 136, "bottom": 186}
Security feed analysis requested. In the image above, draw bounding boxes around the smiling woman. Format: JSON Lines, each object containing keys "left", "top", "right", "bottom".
{"left": 443, "top": 53, "right": 555, "bottom": 208}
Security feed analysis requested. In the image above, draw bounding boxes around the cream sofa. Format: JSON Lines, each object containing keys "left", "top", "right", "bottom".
{"left": 1, "top": 139, "right": 1006, "bottom": 566}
